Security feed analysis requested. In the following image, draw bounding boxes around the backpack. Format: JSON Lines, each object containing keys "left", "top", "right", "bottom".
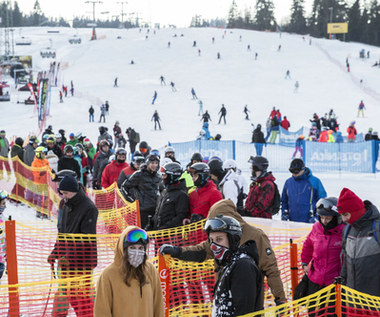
{"left": 266, "top": 182, "right": 281, "bottom": 215}
{"left": 343, "top": 219, "right": 380, "bottom": 248}
{"left": 134, "top": 132, "right": 140, "bottom": 143}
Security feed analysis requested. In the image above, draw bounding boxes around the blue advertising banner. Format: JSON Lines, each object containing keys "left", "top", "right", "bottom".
{"left": 305, "top": 141, "right": 374, "bottom": 173}
{"left": 279, "top": 126, "right": 308, "bottom": 145}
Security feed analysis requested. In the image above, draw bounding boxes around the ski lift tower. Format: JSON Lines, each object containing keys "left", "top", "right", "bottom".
{"left": 117, "top": 1, "right": 128, "bottom": 28}
{"left": 85, "top": 0, "right": 103, "bottom": 40}
{"left": 2, "top": 0, "right": 14, "bottom": 59}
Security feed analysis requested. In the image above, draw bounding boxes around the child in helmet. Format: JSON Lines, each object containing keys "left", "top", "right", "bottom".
{"left": 204, "top": 214, "right": 263, "bottom": 316}
{"left": 0, "top": 190, "right": 8, "bottom": 279}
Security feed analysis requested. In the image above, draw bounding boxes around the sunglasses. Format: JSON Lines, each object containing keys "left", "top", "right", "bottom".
{"left": 0, "top": 190, "right": 8, "bottom": 200}
{"left": 123, "top": 228, "right": 149, "bottom": 248}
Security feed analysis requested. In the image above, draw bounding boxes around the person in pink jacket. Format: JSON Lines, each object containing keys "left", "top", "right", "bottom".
{"left": 301, "top": 197, "right": 345, "bottom": 315}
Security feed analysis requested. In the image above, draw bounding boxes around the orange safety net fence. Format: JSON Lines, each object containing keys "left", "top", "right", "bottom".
{"left": 1, "top": 156, "right": 379, "bottom": 316}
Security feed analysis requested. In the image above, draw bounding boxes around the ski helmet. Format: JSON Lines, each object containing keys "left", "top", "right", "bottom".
{"left": 162, "top": 162, "right": 182, "bottom": 185}
{"left": 164, "top": 146, "right": 175, "bottom": 156}
{"left": 249, "top": 156, "right": 269, "bottom": 172}
{"left": 204, "top": 214, "right": 242, "bottom": 250}
{"left": 99, "top": 139, "right": 110, "bottom": 149}
{"left": 139, "top": 141, "right": 148, "bottom": 149}
{"left": 116, "top": 148, "right": 127, "bottom": 156}
{"left": 146, "top": 153, "right": 160, "bottom": 164}
{"left": 191, "top": 152, "right": 203, "bottom": 163}
{"left": 47, "top": 136, "right": 55, "bottom": 144}
{"left": 35, "top": 146, "right": 48, "bottom": 158}
{"left": 208, "top": 158, "right": 224, "bottom": 179}
{"left": 223, "top": 159, "right": 237, "bottom": 170}
{"left": 289, "top": 158, "right": 305, "bottom": 174}
{"left": 316, "top": 197, "right": 340, "bottom": 217}
{"left": 151, "top": 149, "right": 160, "bottom": 158}
{"left": 132, "top": 154, "right": 145, "bottom": 165}
{"left": 75, "top": 143, "right": 84, "bottom": 151}
{"left": 69, "top": 133, "right": 75, "bottom": 138}
{"left": 189, "top": 162, "right": 209, "bottom": 187}
{"left": 64, "top": 144, "right": 74, "bottom": 154}
{"left": 55, "top": 133, "right": 62, "bottom": 140}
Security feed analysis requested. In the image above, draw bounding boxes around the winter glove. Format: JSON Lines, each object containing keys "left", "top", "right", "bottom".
{"left": 190, "top": 213, "right": 205, "bottom": 223}
{"left": 47, "top": 252, "right": 57, "bottom": 265}
{"left": 293, "top": 274, "right": 309, "bottom": 300}
{"left": 281, "top": 211, "right": 290, "bottom": 221}
{"left": 0, "top": 262, "right": 5, "bottom": 279}
{"left": 159, "top": 244, "right": 182, "bottom": 258}
{"left": 92, "top": 179, "right": 98, "bottom": 189}
{"left": 275, "top": 298, "right": 286, "bottom": 306}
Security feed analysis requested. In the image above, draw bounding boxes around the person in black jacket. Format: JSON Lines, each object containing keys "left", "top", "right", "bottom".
{"left": 338, "top": 188, "right": 380, "bottom": 297}
{"left": 10, "top": 137, "right": 24, "bottom": 162}
{"left": 47, "top": 175, "right": 98, "bottom": 316}
{"left": 201, "top": 110, "right": 211, "bottom": 123}
{"left": 122, "top": 154, "right": 161, "bottom": 228}
{"left": 152, "top": 162, "right": 189, "bottom": 230}
{"left": 58, "top": 145, "right": 81, "bottom": 180}
{"left": 46, "top": 136, "right": 63, "bottom": 159}
{"left": 92, "top": 140, "right": 113, "bottom": 189}
{"left": 204, "top": 215, "right": 262, "bottom": 316}
{"left": 251, "top": 124, "right": 266, "bottom": 156}
{"left": 218, "top": 104, "right": 227, "bottom": 124}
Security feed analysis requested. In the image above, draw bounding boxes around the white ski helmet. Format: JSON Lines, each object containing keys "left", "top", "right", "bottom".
{"left": 223, "top": 159, "right": 237, "bottom": 170}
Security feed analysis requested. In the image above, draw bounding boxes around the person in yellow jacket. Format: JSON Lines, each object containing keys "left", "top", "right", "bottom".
{"left": 327, "top": 130, "right": 335, "bottom": 143}
{"left": 159, "top": 199, "right": 287, "bottom": 307}
{"left": 31, "top": 146, "right": 51, "bottom": 218}
{"left": 95, "top": 226, "right": 164, "bottom": 317}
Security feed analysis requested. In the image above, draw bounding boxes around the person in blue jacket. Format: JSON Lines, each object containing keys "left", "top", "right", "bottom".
{"left": 202, "top": 122, "right": 211, "bottom": 140}
{"left": 281, "top": 159, "right": 327, "bottom": 223}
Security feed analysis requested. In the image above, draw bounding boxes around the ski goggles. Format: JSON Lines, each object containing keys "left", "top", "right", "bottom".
{"left": 123, "top": 228, "right": 149, "bottom": 249}
{"left": 316, "top": 198, "right": 339, "bottom": 213}
{"left": 204, "top": 218, "right": 228, "bottom": 233}
{"left": 0, "top": 190, "right": 8, "bottom": 200}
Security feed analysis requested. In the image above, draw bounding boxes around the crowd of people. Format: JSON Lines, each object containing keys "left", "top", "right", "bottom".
{"left": 0, "top": 122, "right": 379, "bottom": 316}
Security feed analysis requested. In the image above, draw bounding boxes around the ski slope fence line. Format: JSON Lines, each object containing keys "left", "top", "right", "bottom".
{"left": 163, "top": 139, "right": 379, "bottom": 174}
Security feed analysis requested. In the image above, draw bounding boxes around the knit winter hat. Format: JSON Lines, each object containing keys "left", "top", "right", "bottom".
{"left": 58, "top": 175, "right": 79, "bottom": 193}
{"left": 337, "top": 188, "right": 366, "bottom": 225}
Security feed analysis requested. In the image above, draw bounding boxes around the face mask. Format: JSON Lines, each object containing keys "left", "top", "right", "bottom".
{"left": 210, "top": 242, "right": 230, "bottom": 261}
{"left": 0, "top": 206, "right": 5, "bottom": 214}
{"left": 128, "top": 249, "right": 145, "bottom": 268}
{"left": 117, "top": 159, "right": 125, "bottom": 164}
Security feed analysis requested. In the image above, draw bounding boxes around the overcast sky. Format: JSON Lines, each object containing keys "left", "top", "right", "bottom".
{"left": 16, "top": 0, "right": 314, "bottom": 26}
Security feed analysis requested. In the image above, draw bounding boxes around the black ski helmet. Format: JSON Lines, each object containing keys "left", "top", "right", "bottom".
{"left": 204, "top": 214, "right": 242, "bottom": 250}
{"left": 208, "top": 158, "right": 225, "bottom": 180}
{"left": 189, "top": 162, "right": 209, "bottom": 187}
{"left": 289, "top": 158, "right": 305, "bottom": 174}
{"left": 248, "top": 155, "right": 269, "bottom": 171}
{"left": 162, "top": 162, "right": 182, "bottom": 185}
{"left": 64, "top": 144, "right": 74, "bottom": 154}
{"left": 116, "top": 148, "right": 127, "bottom": 156}
{"left": 191, "top": 152, "right": 203, "bottom": 163}
{"left": 316, "top": 197, "right": 340, "bottom": 217}
{"left": 139, "top": 141, "right": 148, "bottom": 149}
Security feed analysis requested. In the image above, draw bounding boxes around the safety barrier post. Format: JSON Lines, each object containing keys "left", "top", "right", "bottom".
{"left": 5, "top": 218, "right": 20, "bottom": 317}
{"left": 158, "top": 254, "right": 170, "bottom": 317}
{"left": 15, "top": 159, "right": 18, "bottom": 205}
{"left": 47, "top": 169, "right": 51, "bottom": 219}
{"left": 136, "top": 200, "right": 141, "bottom": 228}
{"left": 289, "top": 239, "right": 299, "bottom": 300}
{"left": 334, "top": 277, "right": 342, "bottom": 317}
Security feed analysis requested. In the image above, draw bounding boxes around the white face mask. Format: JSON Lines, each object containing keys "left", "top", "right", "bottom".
{"left": 128, "top": 249, "right": 146, "bottom": 268}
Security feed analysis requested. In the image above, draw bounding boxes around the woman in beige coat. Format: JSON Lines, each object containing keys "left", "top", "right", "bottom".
{"left": 95, "top": 226, "right": 164, "bottom": 317}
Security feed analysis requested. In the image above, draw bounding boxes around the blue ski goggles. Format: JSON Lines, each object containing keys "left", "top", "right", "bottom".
{"left": 123, "top": 228, "right": 149, "bottom": 249}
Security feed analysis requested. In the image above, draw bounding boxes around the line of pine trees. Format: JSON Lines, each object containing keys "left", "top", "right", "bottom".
{"left": 226, "top": 0, "right": 380, "bottom": 46}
